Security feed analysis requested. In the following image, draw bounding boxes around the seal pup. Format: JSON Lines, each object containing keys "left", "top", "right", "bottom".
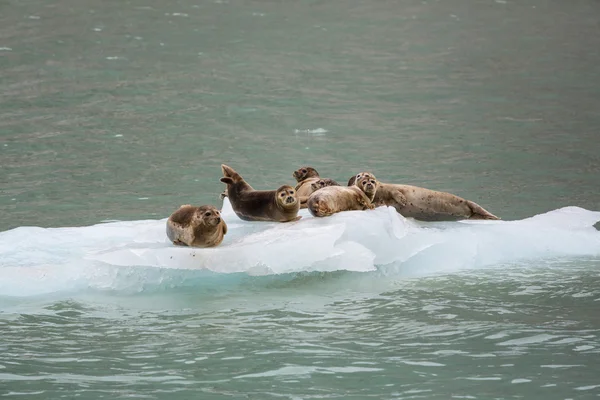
{"left": 306, "top": 185, "right": 374, "bottom": 217}
{"left": 293, "top": 166, "right": 321, "bottom": 197}
{"left": 354, "top": 172, "right": 500, "bottom": 221}
{"left": 299, "top": 178, "right": 341, "bottom": 208}
{"left": 221, "top": 164, "right": 301, "bottom": 222}
{"left": 166, "top": 204, "right": 227, "bottom": 248}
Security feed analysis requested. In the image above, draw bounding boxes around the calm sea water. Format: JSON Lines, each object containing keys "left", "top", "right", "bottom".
{"left": 1, "top": 0, "right": 600, "bottom": 398}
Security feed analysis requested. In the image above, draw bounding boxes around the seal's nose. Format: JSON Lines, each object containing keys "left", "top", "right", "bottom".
{"left": 216, "top": 217, "right": 221, "bottom": 223}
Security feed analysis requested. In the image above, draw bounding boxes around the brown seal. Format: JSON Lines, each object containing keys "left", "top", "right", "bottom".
{"left": 293, "top": 166, "right": 320, "bottom": 183}
{"left": 166, "top": 204, "right": 227, "bottom": 248}
{"left": 306, "top": 185, "right": 374, "bottom": 217}
{"left": 221, "top": 164, "right": 301, "bottom": 222}
{"left": 293, "top": 166, "right": 321, "bottom": 197}
{"left": 354, "top": 172, "right": 500, "bottom": 221}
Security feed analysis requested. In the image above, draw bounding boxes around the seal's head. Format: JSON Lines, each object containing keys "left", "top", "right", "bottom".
{"left": 347, "top": 172, "right": 368, "bottom": 186}
{"left": 293, "top": 166, "right": 319, "bottom": 182}
{"left": 355, "top": 172, "right": 378, "bottom": 201}
{"left": 195, "top": 205, "right": 222, "bottom": 227}
{"left": 276, "top": 185, "right": 298, "bottom": 207}
{"left": 310, "top": 178, "right": 339, "bottom": 191}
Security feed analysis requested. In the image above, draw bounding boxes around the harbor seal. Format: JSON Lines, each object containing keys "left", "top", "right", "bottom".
{"left": 347, "top": 172, "right": 367, "bottom": 186}
{"left": 310, "top": 178, "right": 340, "bottom": 192}
{"left": 293, "top": 166, "right": 321, "bottom": 197}
{"left": 306, "top": 185, "right": 374, "bottom": 217}
{"left": 293, "top": 166, "right": 320, "bottom": 183}
{"left": 221, "top": 164, "right": 301, "bottom": 222}
{"left": 299, "top": 178, "right": 342, "bottom": 209}
{"left": 166, "top": 204, "right": 227, "bottom": 248}
{"left": 354, "top": 172, "right": 500, "bottom": 221}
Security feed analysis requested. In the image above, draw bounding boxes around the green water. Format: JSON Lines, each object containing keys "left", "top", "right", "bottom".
{"left": 1, "top": 0, "right": 600, "bottom": 398}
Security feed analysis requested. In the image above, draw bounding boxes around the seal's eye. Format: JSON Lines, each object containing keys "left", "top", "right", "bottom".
{"left": 204, "top": 212, "right": 211, "bottom": 217}
{"left": 370, "top": 180, "right": 376, "bottom": 184}
{"left": 280, "top": 193, "right": 285, "bottom": 197}
{"left": 289, "top": 191, "right": 294, "bottom": 195}
{"left": 302, "top": 169, "right": 307, "bottom": 173}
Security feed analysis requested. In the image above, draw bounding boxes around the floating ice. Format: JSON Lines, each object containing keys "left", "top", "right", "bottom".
{"left": 294, "top": 128, "right": 328, "bottom": 135}
{"left": 0, "top": 200, "right": 599, "bottom": 297}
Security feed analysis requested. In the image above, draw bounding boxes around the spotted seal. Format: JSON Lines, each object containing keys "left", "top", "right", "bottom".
{"left": 354, "top": 172, "right": 500, "bottom": 221}
{"left": 166, "top": 204, "right": 227, "bottom": 247}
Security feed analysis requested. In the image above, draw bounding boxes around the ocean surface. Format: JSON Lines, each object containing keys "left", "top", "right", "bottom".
{"left": 1, "top": 0, "right": 600, "bottom": 398}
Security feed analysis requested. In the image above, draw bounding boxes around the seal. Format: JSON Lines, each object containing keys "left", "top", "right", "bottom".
{"left": 354, "top": 172, "right": 500, "bottom": 221}
{"left": 293, "top": 166, "right": 321, "bottom": 197}
{"left": 310, "top": 178, "right": 340, "bottom": 192}
{"left": 221, "top": 164, "right": 301, "bottom": 222}
{"left": 293, "top": 166, "right": 320, "bottom": 183}
{"left": 347, "top": 172, "right": 367, "bottom": 186}
{"left": 299, "top": 178, "right": 341, "bottom": 208}
{"left": 166, "top": 204, "right": 227, "bottom": 248}
{"left": 306, "top": 185, "right": 374, "bottom": 217}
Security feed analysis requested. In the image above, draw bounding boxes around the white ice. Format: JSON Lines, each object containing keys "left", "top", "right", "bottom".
{"left": 0, "top": 199, "right": 599, "bottom": 296}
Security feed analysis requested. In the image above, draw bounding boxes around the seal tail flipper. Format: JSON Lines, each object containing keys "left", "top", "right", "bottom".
{"left": 308, "top": 200, "right": 332, "bottom": 217}
{"left": 221, "top": 164, "right": 236, "bottom": 177}
{"left": 221, "top": 164, "right": 243, "bottom": 183}
{"left": 467, "top": 200, "right": 501, "bottom": 220}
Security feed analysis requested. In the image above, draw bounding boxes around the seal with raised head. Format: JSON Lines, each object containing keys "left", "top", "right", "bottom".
{"left": 293, "top": 166, "right": 321, "bottom": 197}
{"left": 347, "top": 172, "right": 369, "bottom": 187}
{"left": 354, "top": 172, "right": 500, "bottom": 221}
{"left": 306, "top": 185, "right": 374, "bottom": 217}
{"left": 221, "top": 164, "right": 301, "bottom": 222}
{"left": 166, "top": 204, "right": 227, "bottom": 248}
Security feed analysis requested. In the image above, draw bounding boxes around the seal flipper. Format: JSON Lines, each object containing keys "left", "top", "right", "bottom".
{"left": 221, "top": 221, "right": 228, "bottom": 235}
{"left": 390, "top": 190, "right": 408, "bottom": 208}
{"left": 466, "top": 200, "right": 500, "bottom": 220}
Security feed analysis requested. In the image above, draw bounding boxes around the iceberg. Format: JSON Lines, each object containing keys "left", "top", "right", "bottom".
{"left": 0, "top": 199, "right": 599, "bottom": 297}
